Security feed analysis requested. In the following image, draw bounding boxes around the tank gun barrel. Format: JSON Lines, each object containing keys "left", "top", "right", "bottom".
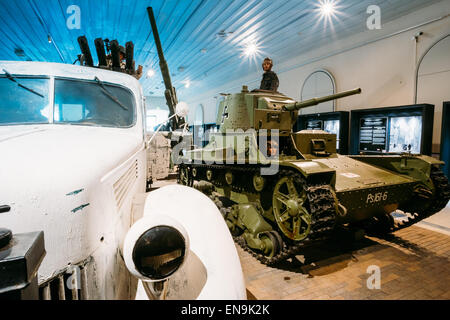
{"left": 284, "top": 88, "right": 362, "bottom": 112}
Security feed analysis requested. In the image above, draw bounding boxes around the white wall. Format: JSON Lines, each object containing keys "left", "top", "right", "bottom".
{"left": 417, "top": 35, "right": 450, "bottom": 152}
{"left": 186, "top": 0, "right": 450, "bottom": 152}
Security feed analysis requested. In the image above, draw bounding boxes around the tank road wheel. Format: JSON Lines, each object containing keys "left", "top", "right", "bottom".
{"left": 178, "top": 165, "right": 193, "bottom": 187}
{"left": 259, "top": 231, "right": 283, "bottom": 258}
{"left": 272, "top": 173, "right": 311, "bottom": 241}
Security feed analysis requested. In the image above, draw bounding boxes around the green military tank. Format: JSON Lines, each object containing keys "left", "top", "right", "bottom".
{"left": 178, "top": 86, "right": 450, "bottom": 266}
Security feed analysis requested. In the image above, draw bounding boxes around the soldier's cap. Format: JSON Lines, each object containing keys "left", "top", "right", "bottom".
{"left": 119, "top": 46, "right": 126, "bottom": 55}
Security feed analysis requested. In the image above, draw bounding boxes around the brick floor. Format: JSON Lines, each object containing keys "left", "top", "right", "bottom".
{"left": 237, "top": 226, "right": 450, "bottom": 300}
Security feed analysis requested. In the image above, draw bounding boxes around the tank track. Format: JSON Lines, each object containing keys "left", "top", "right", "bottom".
{"left": 363, "top": 166, "right": 450, "bottom": 235}
{"left": 187, "top": 165, "right": 337, "bottom": 266}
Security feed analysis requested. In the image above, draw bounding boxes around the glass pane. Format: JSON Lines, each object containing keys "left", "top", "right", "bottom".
{"left": 54, "top": 79, "right": 135, "bottom": 127}
{"left": 388, "top": 116, "right": 422, "bottom": 154}
{"left": 0, "top": 77, "right": 50, "bottom": 125}
{"left": 324, "top": 120, "right": 340, "bottom": 150}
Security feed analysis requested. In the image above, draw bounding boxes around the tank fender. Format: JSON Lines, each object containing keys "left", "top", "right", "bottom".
{"left": 414, "top": 155, "right": 445, "bottom": 166}
{"left": 350, "top": 154, "right": 444, "bottom": 191}
{"left": 397, "top": 155, "right": 445, "bottom": 190}
{"left": 283, "top": 161, "right": 336, "bottom": 186}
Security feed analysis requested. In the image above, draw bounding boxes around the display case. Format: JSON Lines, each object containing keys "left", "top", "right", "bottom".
{"left": 203, "top": 123, "right": 219, "bottom": 147}
{"left": 350, "top": 104, "right": 434, "bottom": 155}
{"left": 189, "top": 123, "right": 219, "bottom": 147}
{"left": 441, "top": 102, "right": 450, "bottom": 178}
{"left": 295, "top": 111, "right": 350, "bottom": 154}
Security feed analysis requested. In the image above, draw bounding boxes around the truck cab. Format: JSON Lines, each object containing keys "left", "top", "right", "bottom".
{"left": 0, "top": 61, "right": 246, "bottom": 300}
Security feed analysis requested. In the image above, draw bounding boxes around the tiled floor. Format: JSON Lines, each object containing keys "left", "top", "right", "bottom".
{"left": 238, "top": 226, "right": 450, "bottom": 300}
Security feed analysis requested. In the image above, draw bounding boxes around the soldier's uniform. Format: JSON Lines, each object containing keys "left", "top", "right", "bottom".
{"left": 260, "top": 70, "right": 279, "bottom": 91}
{"left": 105, "top": 53, "right": 143, "bottom": 80}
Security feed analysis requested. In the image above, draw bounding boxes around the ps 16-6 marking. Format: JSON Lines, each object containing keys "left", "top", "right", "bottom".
{"left": 366, "top": 191, "right": 388, "bottom": 204}
{"left": 225, "top": 304, "right": 270, "bottom": 315}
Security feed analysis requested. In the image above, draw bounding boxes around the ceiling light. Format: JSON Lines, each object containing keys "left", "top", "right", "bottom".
{"left": 14, "top": 48, "right": 25, "bottom": 57}
{"left": 314, "top": 0, "right": 342, "bottom": 30}
{"left": 146, "top": 69, "right": 155, "bottom": 78}
{"left": 183, "top": 80, "right": 191, "bottom": 89}
{"left": 320, "top": 1, "right": 336, "bottom": 16}
{"left": 244, "top": 43, "right": 258, "bottom": 57}
{"left": 217, "top": 30, "right": 233, "bottom": 38}
{"left": 240, "top": 40, "right": 262, "bottom": 62}
{"left": 48, "top": 34, "right": 52, "bottom": 44}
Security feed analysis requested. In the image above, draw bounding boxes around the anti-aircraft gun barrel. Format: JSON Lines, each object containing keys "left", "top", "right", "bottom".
{"left": 147, "top": 7, "right": 184, "bottom": 130}
{"left": 283, "top": 88, "right": 362, "bottom": 112}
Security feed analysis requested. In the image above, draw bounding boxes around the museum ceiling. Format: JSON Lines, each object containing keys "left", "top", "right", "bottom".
{"left": 0, "top": 0, "right": 443, "bottom": 100}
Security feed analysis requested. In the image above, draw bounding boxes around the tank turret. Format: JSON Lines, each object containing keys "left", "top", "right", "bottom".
{"left": 217, "top": 87, "right": 361, "bottom": 134}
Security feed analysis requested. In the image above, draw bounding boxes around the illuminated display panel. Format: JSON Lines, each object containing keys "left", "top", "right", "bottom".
{"left": 350, "top": 104, "right": 434, "bottom": 156}
{"left": 324, "top": 120, "right": 340, "bottom": 150}
{"left": 359, "top": 118, "right": 387, "bottom": 153}
{"left": 306, "top": 120, "right": 322, "bottom": 130}
{"left": 388, "top": 116, "right": 422, "bottom": 154}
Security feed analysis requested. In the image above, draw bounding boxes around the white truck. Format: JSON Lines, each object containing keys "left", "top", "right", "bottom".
{"left": 0, "top": 60, "right": 246, "bottom": 300}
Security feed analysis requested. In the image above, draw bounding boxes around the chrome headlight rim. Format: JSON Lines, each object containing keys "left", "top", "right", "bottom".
{"left": 124, "top": 215, "right": 190, "bottom": 282}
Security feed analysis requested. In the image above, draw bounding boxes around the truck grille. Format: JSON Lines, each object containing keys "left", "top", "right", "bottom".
{"left": 113, "top": 160, "right": 139, "bottom": 210}
{"left": 38, "top": 257, "right": 92, "bottom": 300}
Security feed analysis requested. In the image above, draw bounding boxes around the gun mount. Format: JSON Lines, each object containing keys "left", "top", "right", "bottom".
{"left": 147, "top": 7, "right": 185, "bottom": 131}
{"left": 76, "top": 36, "right": 139, "bottom": 78}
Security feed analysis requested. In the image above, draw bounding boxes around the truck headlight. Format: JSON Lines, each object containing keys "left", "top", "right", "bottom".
{"left": 124, "top": 216, "right": 189, "bottom": 282}
{"left": 133, "top": 226, "right": 185, "bottom": 280}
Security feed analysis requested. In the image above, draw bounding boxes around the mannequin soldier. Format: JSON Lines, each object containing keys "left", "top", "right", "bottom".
{"left": 259, "top": 57, "right": 279, "bottom": 92}
{"left": 106, "top": 45, "right": 143, "bottom": 80}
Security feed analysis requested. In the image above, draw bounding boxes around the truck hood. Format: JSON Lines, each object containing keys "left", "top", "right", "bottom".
{"left": 0, "top": 125, "right": 142, "bottom": 187}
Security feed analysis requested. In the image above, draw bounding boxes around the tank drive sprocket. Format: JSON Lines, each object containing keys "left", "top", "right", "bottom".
{"left": 178, "top": 164, "right": 194, "bottom": 187}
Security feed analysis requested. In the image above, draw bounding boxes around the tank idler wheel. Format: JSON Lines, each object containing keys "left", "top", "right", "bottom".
{"left": 206, "top": 169, "right": 213, "bottom": 182}
{"left": 272, "top": 174, "right": 311, "bottom": 241}
{"left": 225, "top": 171, "right": 233, "bottom": 185}
{"left": 179, "top": 165, "right": 193, "bottom": 187}
{"left": 259, "top": 231, "right": 283, "bottom": 258}
{"left": 253, "top": 174, "right": 265, "bottom": 192}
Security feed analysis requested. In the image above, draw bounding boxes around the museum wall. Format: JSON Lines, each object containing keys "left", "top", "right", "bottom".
{"left": 144, "top": 96, "right": 169, "bottom": 131}
{"left": 185, "top": 0, "right": 450, "bottom": 153}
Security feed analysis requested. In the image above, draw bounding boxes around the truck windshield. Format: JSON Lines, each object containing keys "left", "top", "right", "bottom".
{"left": 0, "top": 76, "right": 135, "bottom": 127}
{"left": 54, "top": 78, "right": 135, "bottom": 127}
{"left": 0, "top": 77, "right": 50, "bottom": 125}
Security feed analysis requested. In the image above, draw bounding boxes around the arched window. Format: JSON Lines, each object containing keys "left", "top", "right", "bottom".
{"left": 416, "top": 34, "right": 450, "bottom": 154}
{"left": 300, "top": 69, "right": 336, "bottom": 115}
{"left": 194, "top": 104, "right": 204, "bottom": 147}
{"left": 194, "top": 104, "right": 204, "bottom": 126}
